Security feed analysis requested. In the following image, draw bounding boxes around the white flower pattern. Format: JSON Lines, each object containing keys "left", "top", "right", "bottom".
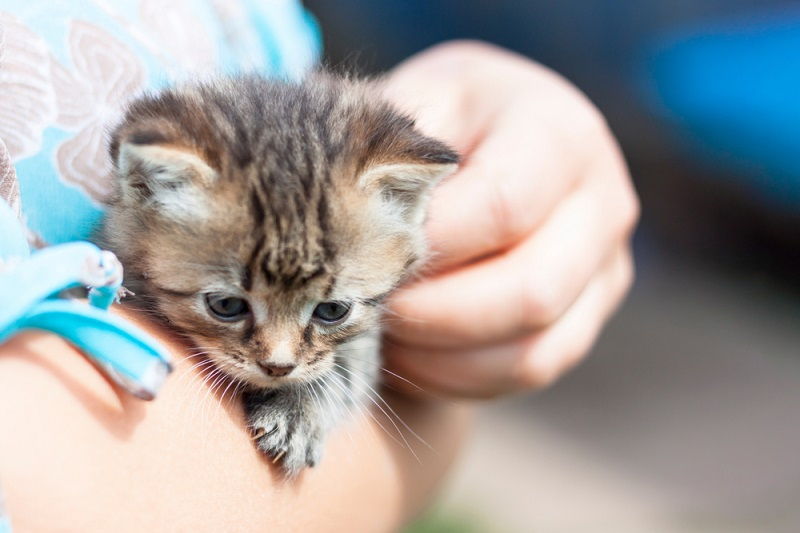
{"left": 0, "top": 137, "right": 20, "bottom": 218}
{"left": 139, "top": 0, "right": 216, "bottom": 76}
{"left": 0, "top": 21, "right": 20, "bottom": 218}
{"left": 0, "top": 0, "right": 318, "bottom": 244}
{"left": 51, "top": 20, "right": 146, "bottom": 203}
{"left": 0, "top": 13, "right": 59, "bottom": 162}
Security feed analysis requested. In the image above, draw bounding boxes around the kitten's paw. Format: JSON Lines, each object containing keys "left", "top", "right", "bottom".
{"left": 244, "top": 390, "right": 325, "bottom": 477}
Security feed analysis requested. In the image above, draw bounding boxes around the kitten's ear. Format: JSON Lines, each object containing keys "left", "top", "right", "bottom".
{"left": 110, "top": 122, "right": 217, "bottom": 215}
{"left": 359, "top": 149, "right": 459, "bottom": 226}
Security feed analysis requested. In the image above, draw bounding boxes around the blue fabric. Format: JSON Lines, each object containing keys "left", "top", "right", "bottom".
{"left": 1, "top": 0, "right": 321, "bottom": 245}
{"left": 0, "top": 483, "right": 8, "bottom": 533}
{"left": 0, "top": 198, "right": 172, "bottom": 400}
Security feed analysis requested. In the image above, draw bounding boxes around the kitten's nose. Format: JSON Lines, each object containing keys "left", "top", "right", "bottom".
{"left": 257, "top": 361, "right": 296, "bottom": 378}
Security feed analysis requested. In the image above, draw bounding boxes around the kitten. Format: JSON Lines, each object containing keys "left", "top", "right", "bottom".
{"left": 97, "top": 73, "right": 459, "bottom": 476}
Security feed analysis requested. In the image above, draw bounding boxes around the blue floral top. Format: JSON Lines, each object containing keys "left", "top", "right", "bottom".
{"left": 0, "top": 0, "right": 321, "bottom": 245}
{"left": 0, "top": 4, "right": 320, "bottom": 530}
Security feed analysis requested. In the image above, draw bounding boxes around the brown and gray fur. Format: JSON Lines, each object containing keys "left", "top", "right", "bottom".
{"left": 97, "top": 72, "right": 458, "bottom": 476}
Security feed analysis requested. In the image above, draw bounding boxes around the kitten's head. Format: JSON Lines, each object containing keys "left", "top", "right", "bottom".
{"left": 101, "top": 74, "right": 458, "bottom": 389}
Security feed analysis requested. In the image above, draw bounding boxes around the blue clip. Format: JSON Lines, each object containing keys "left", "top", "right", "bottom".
{"left": 0, "top": 200, "right": 172, "bottom": 400}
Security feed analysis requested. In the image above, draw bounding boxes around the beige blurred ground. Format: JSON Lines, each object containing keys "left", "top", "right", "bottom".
{"left": 428, "top": 243, "right": 800, "bottom": 533}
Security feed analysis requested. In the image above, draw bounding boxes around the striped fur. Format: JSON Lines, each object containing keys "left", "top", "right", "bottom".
{"left": 97, "top": 72, "right": 459, "bottom": 475}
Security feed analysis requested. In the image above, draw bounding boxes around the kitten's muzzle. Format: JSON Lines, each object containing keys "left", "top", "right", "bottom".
{"left": 257, "top": 361, "right": 296, "bottom": 378}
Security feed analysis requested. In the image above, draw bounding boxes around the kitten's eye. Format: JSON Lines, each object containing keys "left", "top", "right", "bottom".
{"left": 312, "top": 301, "right": 351, "bottom": 325}
{"left": 205, "top": 294, "right": 250, "bottom": 321}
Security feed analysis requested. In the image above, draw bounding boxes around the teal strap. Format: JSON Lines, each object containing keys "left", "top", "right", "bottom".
{"left": 0, "top": 199, "right": 172, "bottom": 400}
{"left": 0, "top": 242, "right": 121, "bottom": 328}
{"left": 15, "top": 300, "right": 171, "bottom": 400}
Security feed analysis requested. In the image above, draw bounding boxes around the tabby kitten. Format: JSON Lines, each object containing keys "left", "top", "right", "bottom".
{"left": 98, "top": 73, "right": 459, "bottom": 476}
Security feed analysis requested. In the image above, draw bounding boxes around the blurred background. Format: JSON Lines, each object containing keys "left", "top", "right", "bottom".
{"left": 305, "top": 1, "right": 800, "bottom": 531}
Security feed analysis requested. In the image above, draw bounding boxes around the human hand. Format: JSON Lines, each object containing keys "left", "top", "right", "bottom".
{"left": 381, "top": 41, "right": 639, "bottom": 398}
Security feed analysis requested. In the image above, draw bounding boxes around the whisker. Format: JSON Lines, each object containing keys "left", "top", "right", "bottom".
{"left": 316, "top": 376, "right": 359, "bottom": 447}
{"left": 202, "top": 372, "right": 230, "bottom": 422}
{"left": 332, "top": 364, "right": 423, "bottom": 461}
{"left": 178, "top": 364, "right": 223, "bottom": 441}
{"left": 180, "top": 351, "right": 210, "bottom": 363}
{"left": 334, "top": 362, "right": 435, "bottom": 455}
{"left": 213, "top": 372, "right": 242, "bottom": 420}
{"left": 188, "top": 366, "right": 223, "bottom": 422}
{"left": 169, "top": 363, "right": 209, "bottom": 392}
{"left": 173, "top": 358, "right": 216, "bottom": 397}
{"left": 171, "top": 358, "right": 216, "bottom": 410}
{"left": 317, "top": 375, "right": 348, "bottom": 421}
{"left": 375, "top": 304, "right": 429, "bottom": 324}
{"left": 321, "top": 373, "right": 387, "bottom": 448}
{"left": 336, "top": 353, "right": 455, "bottom": 405}
{"left": 305, "top": 382, "right": 322, "bottom": 414}
{"left": 175, "top": 356, "right": 214, "bottom": 378}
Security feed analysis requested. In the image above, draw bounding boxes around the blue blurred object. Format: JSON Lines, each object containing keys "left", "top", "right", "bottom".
{"left": 645, "top": 8, "right": 800, "bottom": 211}
{"left": 0, "top": 199, "right": 172, "bottom": 400}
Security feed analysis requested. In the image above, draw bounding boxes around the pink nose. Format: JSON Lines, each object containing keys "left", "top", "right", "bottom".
{"left": 257, "top": 361, "right": 296, "bottom": 378}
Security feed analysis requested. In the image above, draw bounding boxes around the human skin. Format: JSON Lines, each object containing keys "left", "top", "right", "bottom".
{"left": 0, "top": 40, "right": 637, "bottom": 531}
{"left": 0, "top": 307, "right": 469, "bottom": 532}
{"left": 382, "top": 41, "right": 639, "bottom": 398}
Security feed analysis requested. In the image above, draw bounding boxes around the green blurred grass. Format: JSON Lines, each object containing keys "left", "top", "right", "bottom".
{"left": 404, "top": 506, "right": 502, "bottom": 533}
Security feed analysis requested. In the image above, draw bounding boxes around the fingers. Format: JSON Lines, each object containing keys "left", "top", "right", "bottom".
{"left": 383, "top": 245, "right": 635, "bottom": 398}
{"left": 386, "top": 41, "right": 614, "bottom": 271}
{"left": 385, "top": 150, "right": 637, "bottom": 350}
{"left": 380, "top": 40, "right": 640, "bottom": 399}
{"left": 382, "top": 335, "right": 522, "bottom": 399}
{"left": 423, "top": 107, "right": 585, "bottom": 271}
{"left": 512, "top": 245, "right": 634, "bottom": 390}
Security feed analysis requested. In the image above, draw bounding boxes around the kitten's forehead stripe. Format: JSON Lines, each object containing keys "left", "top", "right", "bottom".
{"left": 300, "top": 139, "right": 315, "bottom": 199}
{"left": 315, "top": 190, "right": 334, "bottom": 262}
{"left": 210, "top": 89, "right": 254, "bottom": 168}
{"left": 246, "top": 233, "right": 266, "bottom": 288}
{"left": 242, "top": 265, "right": 253, "bottom": 292}
{"left": 262, "top": 250, "right": 277, "bottom": 285}
{"left": 250, "top": 186, "right": 266, "bottom": 226}
{"left": 323, "top": 275, "right": 337, "bottom": 300}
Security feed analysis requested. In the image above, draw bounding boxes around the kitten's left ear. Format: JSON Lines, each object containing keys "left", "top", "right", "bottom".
{"left": 359, "top": 147, "right": 459, "bottom": 226}
{"left": 109, "top": 120, "right": 218, "bottom": 219}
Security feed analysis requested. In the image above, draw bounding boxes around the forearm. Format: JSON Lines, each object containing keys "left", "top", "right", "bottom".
{"left": 0, "top": 308, "right": 469, "bottom": 532}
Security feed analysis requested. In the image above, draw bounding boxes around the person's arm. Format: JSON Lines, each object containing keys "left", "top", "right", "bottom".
{"left": 0, "top": 39, "right": 638, "bottom": 531}
{"left": 0, "top": 307, "right": 469, "bottom": 532}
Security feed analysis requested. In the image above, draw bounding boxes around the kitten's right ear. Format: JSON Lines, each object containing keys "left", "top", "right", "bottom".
{"left": 111, "top": 123, "right": 217, "bottom": 215}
